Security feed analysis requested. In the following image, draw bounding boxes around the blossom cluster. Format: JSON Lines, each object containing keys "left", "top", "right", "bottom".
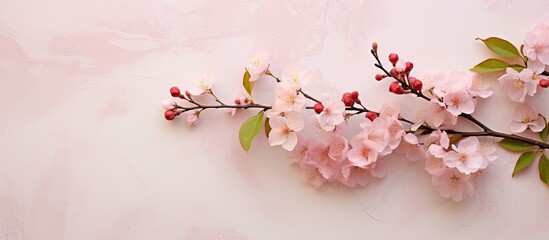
{"left": 161, "top": 18, "right": 549, "bottom": 202}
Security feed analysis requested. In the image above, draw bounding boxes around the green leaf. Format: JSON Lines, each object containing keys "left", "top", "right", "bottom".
{"left": 538, "top": 153, "right": 549, "bottom": 185}
{"left": 264, "top": 117, "right": 272, "bottom": 137}
{"left": 498, "top": 139, "right": 535, "bottom": 152}
{"left": 239, "top": 111, "right": 264, "bottom": 152}
{"left": 471, "top": 58, "right": 510, "bottom": 73}
{"left": 242, "top": 70, "right": 254, "bottom": 96}
{"left": 540, "top": 121, "right": 549, "bottom": 143}
{"left": 509, "top": 64, "right": 525, "bottom": 72}
{"left": 476, "top": 37, "right": 521, "bottom": 58}
{"left": 512, "top": 151, "right": 538, "bottom": 177}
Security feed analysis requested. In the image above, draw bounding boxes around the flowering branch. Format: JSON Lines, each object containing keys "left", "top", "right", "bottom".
{"left": 370, "top": 47, "right": 549, "bottom": 149}
{"left": 161, "top": 18, "right": 549, "bottom": 201}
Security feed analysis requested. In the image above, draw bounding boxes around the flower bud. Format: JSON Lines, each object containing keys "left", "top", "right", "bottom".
{"left": 539, "top": 79, "right": 549, "bottom": 88}
{"left": 375, "top": 74, "right": 385, "bottom": 81}
{"left": 185, "top": 90, "right": 191, "bottom": 98}
{"left": 234, "top": 99, "right": 241, "bottom": 105}
{"left": 164, "top": 110, "right": 177, "bottom": 121}
{"left": 365, "top": 111, "right": 377, "bottom": 121}
{"left": 389, "top": 53, "right": 399, "bottom": 66}
{"left": 351, "top": 91, "right": 359, "bottom": 100}
{"left": 372, "top": 42, "right": 378, "bottom": 50}
{"left": 161, "top": 99, "right": 177, "bottom": 110}
{"left": 412, "top": 78, "right": 423, "bottom": 91}
{"left": 405, "top": 62, "right": 414, "bottom": 72}
{"left": 170, "top": 87, "right": 181, "bottom": 97}
{"left": 389, "top": 82, "right": 403, "bottom": 94}
{"left": 390, "top": 68, "right": 399, "bottom": 77}
{"left": 314, "top": 102, "right": 324, "bottom": 114}
{"left": 342, "top": 96, "right": 354, "bottom": 106}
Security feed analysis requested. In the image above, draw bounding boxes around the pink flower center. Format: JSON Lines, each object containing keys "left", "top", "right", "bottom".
{"left": 450, "top": 175, "right": 460, "bottom": 188}
{"left": 451, "top": 96, "right": 461, "bottom": 106}
{"left": 459, "top": 153, "right": 469, "bottom": 162}
{"left": 514, "top": 80, "right": 524, "bottom": 89}
{"left": 534, "top": 43, "right": 543, "bottom": 53}
{"left": 284, "top": 95, "right": 296, "bottom": 104}
{"left": 361, "top": 148, "right": 370, "bottom": 158}
{"left": 283, "top": 127, "right": 292, "bottom": 135}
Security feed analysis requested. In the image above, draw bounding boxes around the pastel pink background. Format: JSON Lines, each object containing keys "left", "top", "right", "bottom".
{"left": 2, "top": 0, "right": 549, "bottom": 239}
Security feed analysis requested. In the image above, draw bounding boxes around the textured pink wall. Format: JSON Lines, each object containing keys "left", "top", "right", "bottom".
{"left": 2, "top": 0, "right": 549, "bottom": 239}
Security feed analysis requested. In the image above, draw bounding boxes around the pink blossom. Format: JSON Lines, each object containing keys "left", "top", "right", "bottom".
{"left": 395, "top": 133, "right": 425, "bottom": 162}
{"left": 509, "top": 103, "right": 545, "bottom": 133}
{"left": 425, "top": 155, "right": 446, "bottom": 174}
{"left": 299, "top": 162, "right": 326, "bottom": 189}
{"left": 528, "top": 59, "right": 546, "bottom": 76}
{"left": 420, "top": 100, "right": 458, "bottom": 128}
{"left": 479, "top": 140, "right": 498, "bottom": 169}
{"left": 327, "top": 134, "right": 349, "bottom": 162}
{"left": 273, "top": 83, "right": 307, "bottom": 112}
{"left": 368, "top": 158, "right": 389, "bottom": 178}
{"left": 288, "top": 135, "right": 311, "bottom": 164}
{"left": 268, "top": 111, "right": 304, "bottom": 151}
{"left": 498, "top": 68, "right": 537, "bottom": 102}
{"left": 246, "top": 51, "right": 270, "bottom": 82}
{"left": 359, "top": 119, "right": 390, "bottom": 153}
{"left": 161, "top": 99, "right": 177, "bottom": 110}
{"left": 524, "top": 22, "right": 549, "bottom": 65}
{"left": 340, "top": 160, "right": 372, "bottom": 187}
{"left": 432, "top": 71, "right": 472, "bottom": 98}
{"left": 443, "top": 137, "right": 484, "bottom": 174}
{"left": 186, "top": 110, "right": 199, "bottom": 126}
{"left": 432, "top": 168, "right": 474, "bottom": 202}
{"left": 187, "top": 75, "right": 216, "bottom": 96}
{"left": 316, "top": 94, "right": 346, "bottom": 131}
{"left": 281, "top": 64, "right": 313, "bottom": 90}
{"left": 347, "top": 134, "right": 379, "bottom": 168}
{"left": 384, "top": 117, "right": 405, "bottom": 150}
{"left": 379, "top": 102, "right": 401, "bottom": 119}
{"left": 443, "top": 89, "right": 475, "bottom": 116}
{"left": 469, "top": 74, "right": 494, "bottom": 98}
{"left": 427, "top": 130, "right": 450, "bottom": 159}
{"left": 306, "top": 142, "right": 341, "bottom": 180}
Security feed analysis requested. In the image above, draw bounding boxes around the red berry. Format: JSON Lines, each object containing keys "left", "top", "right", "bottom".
{"left": 412, "top": 79, "right": 423, "bottom": 91}
{"left": 314, "top": 102, "right": 324, "bottom": 114}
{"left": 343, "top": 96, "right": 354, "bottom": 106}
{"left": 405, "top": 62, "right": 414, "bottom": 72}
{"left": 539, "top": 79, "right": 549, "bottom": 88}
{"left": 170, "top": 87, "right": 181, "bottom": 97}
{"left": 365, "top": 112, "right": 377, "bottom": 121}
{"left": 389, "top": 53, "right": 399, "bottom": 65}
{"left": 234, "top": 99, "right": 241, "bottom": 105}
{"left": 389, "top": 82, "right": 403, "bottom": 94}
{"left": 164, "top": 110, "right": 177, "bottom": 121}
{"left": 375, "top": 74, "right": 385, "bottom": 81}
{"left": 342, "top": 92, "right": 352, "bottom": 102}
{"left": 372, "top": 42, "right": 378, "bottom": 50}
{"left": 351, "top": 91, "right": 359, "bottom": 100}
{"left": 390, "top": 68, "right": 398, "bottom": 77}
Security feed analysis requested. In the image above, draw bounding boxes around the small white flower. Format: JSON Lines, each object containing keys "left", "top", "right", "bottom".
{"left": 268, "top": 111, "right": 304, "bottom": 151}
{"left": 188, "top": 75, "right": 215, "bottom": 96}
